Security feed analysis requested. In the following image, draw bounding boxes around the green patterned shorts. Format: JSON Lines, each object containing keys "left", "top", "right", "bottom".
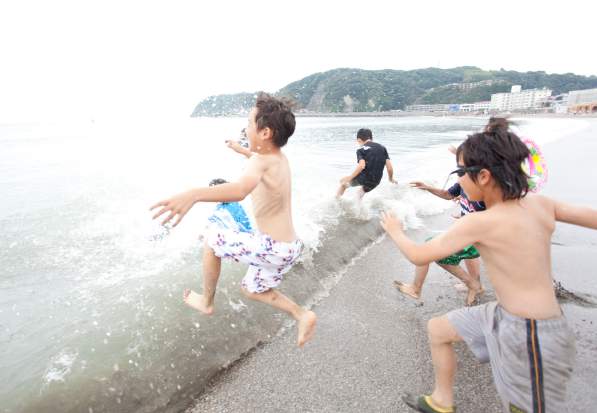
{"left": 437, "top": 244, "right": 480, "bottom": 265}
{"left": 426, "top": 236, "right": 480, "bottom": 266}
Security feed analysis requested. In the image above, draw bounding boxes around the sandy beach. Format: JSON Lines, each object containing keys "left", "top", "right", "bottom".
{"left": 181, "top": 118, "right": 597, "bottom": 413}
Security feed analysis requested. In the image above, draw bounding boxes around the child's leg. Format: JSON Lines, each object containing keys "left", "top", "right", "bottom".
{"left": 394, "top": 263, "right": 429, "bottom": 299}
{"left": 464, "top": 257, "right": 481, "bottom": 282}
{"left": 427, "top": 315, "right": 463, "bottom": 409}
{"left": 242, "top": 288, "right": 317, "bottom": 348}
{"left": 438, "top": 263, "right": 483, "bottom": 306}
{"left": 356, "top": 186, "right": 366, "bottom": 200}
{"left": 336, "top": 182, "right": 349, "bottom": 198}
{"left": 183, "top": 243, "right": 221, "bottom": 315}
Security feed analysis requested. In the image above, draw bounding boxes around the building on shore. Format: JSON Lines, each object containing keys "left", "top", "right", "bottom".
{"left": 405, "top": 103, "right": 450, "bottom": 112}
{"left": 459, "top": 100, "right": 491, "bottom": 113}
{"left": 567, "top": 88, "right": 597, "bottom": 113}
{"left": 406, "top": 100, "right": 490, "bottom": 114}
{"left": 490, "top": 85, "right": 552, "bottom": 111}
{"left": 541, "top": 94, "right": 569, "bottom": 114}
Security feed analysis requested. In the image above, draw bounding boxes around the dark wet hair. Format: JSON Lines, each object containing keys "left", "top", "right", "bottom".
{"left": 209, "top": 178, "right": 228, "bottom": 187}
{"left": 356, "top": 128, "right": 373, "bottom": 141}
{"left": 456, "top": 117, "right": 530, "bottom": 200}
{"left": 254, "top": 92, "right": 296, "bottom": 148}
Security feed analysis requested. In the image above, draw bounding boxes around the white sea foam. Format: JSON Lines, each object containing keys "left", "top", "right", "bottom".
{"left": 42, "top": 349, "right": 78, "bottom": 387}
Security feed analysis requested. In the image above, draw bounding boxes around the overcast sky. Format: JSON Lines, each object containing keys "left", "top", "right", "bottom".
{"left": 1, "top": 0, "right": 595, "bottom": 123}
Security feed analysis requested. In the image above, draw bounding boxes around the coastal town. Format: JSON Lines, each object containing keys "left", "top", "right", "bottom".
{"left": 405, "top": 82, "right": 597, "bottom": 115}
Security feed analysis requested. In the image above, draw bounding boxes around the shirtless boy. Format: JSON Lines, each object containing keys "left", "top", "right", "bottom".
{"left": 381, "top": 118, "right": 597, "bottom": 412}
{"left": 151, "top": 93, "right": 316, "bottom": 347}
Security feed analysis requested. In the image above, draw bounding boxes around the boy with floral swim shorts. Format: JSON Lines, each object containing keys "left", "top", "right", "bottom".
{"left": 381, "top": 118, "right": 597, "bottom": 412}
{"left": 151, "top": 93, "right": 316, "bottom": 348}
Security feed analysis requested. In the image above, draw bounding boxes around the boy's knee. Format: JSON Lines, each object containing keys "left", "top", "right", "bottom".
{"left": 427, "top": 317, "right": 442, "bottom": 337}
{"left": 427, "top": 316, "right": 458, "bottom": 344}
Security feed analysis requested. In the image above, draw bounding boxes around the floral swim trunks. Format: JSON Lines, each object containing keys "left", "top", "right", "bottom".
{"left": 205, "top": 225, "right": 303, "bottom": 294}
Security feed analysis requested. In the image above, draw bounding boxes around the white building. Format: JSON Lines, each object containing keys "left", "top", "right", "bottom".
{"left": 490, "top": 85, "right": 552, "bottom": 111}
{"left": 405, "top": 104, "right": 450, "bottom": 112}
{"left": 567, "top": 88, "right": 597, "bottom": 113}
{"left": 473, "top": 101, "right": 491, "bottom": 112}
{"left": 459, "top": 103, "right": 475, "bottom": 112}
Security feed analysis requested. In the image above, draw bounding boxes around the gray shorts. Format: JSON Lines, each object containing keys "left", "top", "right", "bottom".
{"left": 447, "top": 301, "right": 576, "bottom": 413}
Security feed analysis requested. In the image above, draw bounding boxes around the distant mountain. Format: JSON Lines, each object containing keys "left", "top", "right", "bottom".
{"left": 191, "top": 66, "right": 597, "bottom": 116}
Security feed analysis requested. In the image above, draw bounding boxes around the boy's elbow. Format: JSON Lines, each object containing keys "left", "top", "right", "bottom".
{"left": 411, "top": 256, "right": 430, "bottom": 266}
{"left": 406, "top": 251, "right": 430, "bottom": 266}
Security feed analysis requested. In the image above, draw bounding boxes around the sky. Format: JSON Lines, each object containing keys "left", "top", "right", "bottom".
{"left": 1, "top": 0, "right": 595, "bottom": 123}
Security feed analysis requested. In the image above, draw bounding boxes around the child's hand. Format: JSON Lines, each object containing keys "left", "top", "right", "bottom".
{"left": 409, "top": 181, "right": 428, "bottom": 190}
{"left": 389, "top": 177, "right": 398, "bottom": 184}
{"left": 380, "top": 211, "right": 403, "bottom": 235}
{"left": 339, "top": 176, "right": 351, "bottom": 186}
{"left": 226, "top": 139, "right": 245, "bottom": 153}
{"left": 150, "top": 190, "right": 197, "bottom": 227}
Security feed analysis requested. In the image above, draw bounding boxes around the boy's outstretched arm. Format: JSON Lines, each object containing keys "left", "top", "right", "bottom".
{"left": 340, "top": 159, "right": 366, "bottom": 185}
{"left": 150, "top": 155, "right": 266, "bottom": 227}
{"left": 226, "top": 140, "right": 253, "bottom": 158}
{"left": 410, "top": 182, "right": 453, "bottom": 200}
{"left": 554, "top": 199, "right": 597, "bottom": 230}
{"left": 380, "top": 211, "right": 484, "bottom": 266}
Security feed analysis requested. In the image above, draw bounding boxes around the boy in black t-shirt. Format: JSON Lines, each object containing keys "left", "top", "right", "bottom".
{"left": 337, "top": 128, "right": 396, "bottom": 198}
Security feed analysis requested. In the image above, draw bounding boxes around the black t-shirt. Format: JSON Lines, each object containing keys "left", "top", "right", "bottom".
{"left": 355, "top": 141, "right": 390, "bottom": 189}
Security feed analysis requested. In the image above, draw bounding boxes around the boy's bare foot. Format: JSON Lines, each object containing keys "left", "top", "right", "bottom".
{"left": 297, "top": 310, "right": 317, "bottom": 348}
{"left": 465, "top": 286, "right": 485, "bottom": 307}
{"left": 393, "top": 280, "right": 421, "bottom": 300}
{"left": 183, "top": 289, "right": 214, "bottom": 315}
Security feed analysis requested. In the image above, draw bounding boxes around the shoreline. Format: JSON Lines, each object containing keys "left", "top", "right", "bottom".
{"left": 186, "top": 119, "right": 597, "bottom": 412}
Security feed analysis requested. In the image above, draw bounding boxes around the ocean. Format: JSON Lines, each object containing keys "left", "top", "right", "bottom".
{"left": 0, "top": 115, "right": 587, "bottom": 413}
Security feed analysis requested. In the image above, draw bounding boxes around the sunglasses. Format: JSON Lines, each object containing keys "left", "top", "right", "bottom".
{"left": 451, "top": 165, "right": 482, "bottom": 177}
{"left": 441, "top": 165, "right": 482, "bottom": 189}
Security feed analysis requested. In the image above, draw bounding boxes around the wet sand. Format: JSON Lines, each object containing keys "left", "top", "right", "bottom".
{"left": 188, "top": 119, "right": 597, "bottom": 413}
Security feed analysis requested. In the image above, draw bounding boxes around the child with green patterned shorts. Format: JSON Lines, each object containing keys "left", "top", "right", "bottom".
{"left": 394, "top": 181, "right": 485, "bottom": 306}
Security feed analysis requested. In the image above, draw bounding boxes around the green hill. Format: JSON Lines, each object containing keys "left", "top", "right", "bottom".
{"left": 191, "top": 67, "right": 597, "bottom": 116}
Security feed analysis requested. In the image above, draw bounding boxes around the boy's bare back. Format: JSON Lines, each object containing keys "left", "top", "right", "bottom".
{"left": 470, "top": 194, "right": 559, "bottom": 319}
{"left": 250, "top": 152, "right": 296, "bottom": 243}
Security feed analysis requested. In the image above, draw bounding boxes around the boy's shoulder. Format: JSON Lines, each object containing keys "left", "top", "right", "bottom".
{"left": 524, "top": 194, "right": 557, "bottom": 217}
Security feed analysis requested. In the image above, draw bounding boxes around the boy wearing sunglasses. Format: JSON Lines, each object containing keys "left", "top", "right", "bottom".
{"left": 382, "top": 118, "right": 597, "bottom": 413}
